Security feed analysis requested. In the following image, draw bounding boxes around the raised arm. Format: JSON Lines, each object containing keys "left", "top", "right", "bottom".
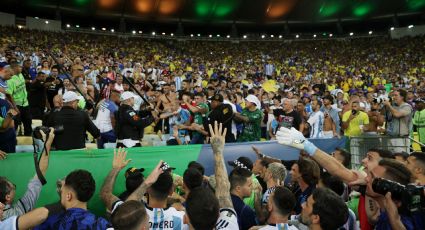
{"left": 100, "top": 148, "right": 131, "bottom": 210}
{"left": 126, "top": 160, "right": 164, "bottom": 202}
{"left": 209, "top": 121, "right": 233, "bottom": 209}
{"left": 276, "top": 127, "right": 359, "bottom": 183}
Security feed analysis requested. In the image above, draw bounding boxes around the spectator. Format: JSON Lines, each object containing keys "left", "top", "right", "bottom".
{"left": 94, "top": 90, "right": 120, "bottom": 149}
{"left": 204, "top": 94, "right": 235, "bottom": 143}
{"left": 47, "top": 91, "right": 100, "bottom": 150}
{"left": 342, "top": 101, "right": 369, "bottom": 137}
{"left": 270, "top": 99, "right": 303, "bottom": 139}
{"left": 383, "top": 89, "right": 413, "bottom": 151}
{"left": 35, "top": 169, "right": 111, "bottom": 229}
{"left": 332, "top": 147, "right": 352, "bottom": 169}
{"left": 366, "top": 99, "right": 385, "bottom": 135}
{"left": 234, "top": 95, "right": 263, "bottom": 142}
{"left": 28, "top": 72, "right": 48, "bottom": 119}
{"left": 307, "top": 99, "right": 324, "bottom": 138}
{"left": 7, "top": 61, "right": 32, "bottom": 136}
{"left": 0, "top": 98, "right": 17, "bottom": 153}
{"left": 320, "top": 95, "right": 340, "bottom": 138}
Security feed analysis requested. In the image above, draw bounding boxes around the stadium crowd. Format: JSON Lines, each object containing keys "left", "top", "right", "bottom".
{"left": 0, "top": 26, "right": 424, "bottom": 229}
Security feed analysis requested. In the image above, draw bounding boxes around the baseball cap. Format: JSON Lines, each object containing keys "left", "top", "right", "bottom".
{"left": 227, "top": 156, "right": 253, "bottom": 171}
{"left": 120, "top": 91, "right": 136, "bottom": 101}
{"left": 125, "top": 167, "right": 145, "bottom": 178}
{"left": 210, "top": 94, "right": 223, "bottom": 102}
{"left": 245, "top": 94, "right": 261, "bottom": 110}
{"left": 0, "top": 62, "right": 10, "bottom": 69}
{"left": 62, "top": 91, "right": 79, "bottom": 103}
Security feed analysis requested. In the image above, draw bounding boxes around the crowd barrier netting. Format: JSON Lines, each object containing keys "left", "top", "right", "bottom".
{"left": 0, "top": 138, "right": 346, "bottom": 216}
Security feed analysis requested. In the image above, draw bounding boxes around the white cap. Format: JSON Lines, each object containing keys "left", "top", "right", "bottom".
{"left": 62, "top": 91, "right": 79, "bottom": 103}
{"left": 120, "top": 91, "right": 136, "bottom": 102}
{"left": 245, "top": 94, "right": 261, "bottom": 110}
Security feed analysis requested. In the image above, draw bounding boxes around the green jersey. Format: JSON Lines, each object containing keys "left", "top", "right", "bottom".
{"left": 238, "top": 108, "right": 263, "bottom": 142}
{"left": 194, "top": 102, "right": 209, "bottom": 125}
{"left": 6, "top": 73, "right": 28, "bottom": 107}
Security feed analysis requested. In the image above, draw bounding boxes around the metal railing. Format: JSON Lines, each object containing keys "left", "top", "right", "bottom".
{"left": 349, "top": 135, "right": 411, "bottom": 168}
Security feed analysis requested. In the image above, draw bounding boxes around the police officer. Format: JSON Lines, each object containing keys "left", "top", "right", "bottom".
{"left": 115, "top": 91, "right": 154, "bottom": 148}
{"left": 204, "top": 94, "right": 235, "bottom": 143}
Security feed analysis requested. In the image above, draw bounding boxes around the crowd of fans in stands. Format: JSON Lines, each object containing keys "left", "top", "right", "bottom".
{"left": 0, "top": 26, "right": 425, "bottom": 229}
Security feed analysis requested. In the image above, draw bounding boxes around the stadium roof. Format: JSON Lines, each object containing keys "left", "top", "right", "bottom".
{"left": 3, "top": 0, "right": 425, "bottom": 34}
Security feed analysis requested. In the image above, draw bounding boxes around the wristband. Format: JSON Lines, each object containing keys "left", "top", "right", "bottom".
{"left": 303, "top": 141, "right": 318, "bottom": 156}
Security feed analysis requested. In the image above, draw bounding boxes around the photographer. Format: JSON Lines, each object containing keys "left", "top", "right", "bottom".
{"left": 383, "top": 89, "right": 412, "bottom": 151}
{"left": 1, "top": 128, "right": 54, "bottom": 220}
{"left": 365, "top": 159, "right": 415, "bottom": 230}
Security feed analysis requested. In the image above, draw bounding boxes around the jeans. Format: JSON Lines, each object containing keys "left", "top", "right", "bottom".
{"left": 97, "top": 130, "right": 117, "bottom": 149}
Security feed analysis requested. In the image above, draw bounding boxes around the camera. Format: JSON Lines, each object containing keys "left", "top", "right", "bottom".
{"left": 373, "top": 95, "right": 392, "bottom": 104}
{"left": 33, "top": 126, "right": 64, "bottom": 140}
{"left": 372, "top": 178, "right": 425, "bottom": 213}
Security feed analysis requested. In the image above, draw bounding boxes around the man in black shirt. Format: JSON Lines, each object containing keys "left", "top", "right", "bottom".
{"left": 270, "top": 99, "right": 303, "bottom": 138}
{"left": 47, "top": 91, "right": 100, "bottom": 150}
{"left": 204, "top": 94, "right": 235, "bottom": 143}
{"left": 28, "top": 72, "right": 47, "bottom": 119}
{"left": 45, "top": 66, "right": 62, "bottom": 109}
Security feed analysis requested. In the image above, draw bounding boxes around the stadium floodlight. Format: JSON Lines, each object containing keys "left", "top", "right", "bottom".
{"left": 369, "top": 31, "right": 373, "bottom": 35}
{"left": 91, "top": 27, "right": 95, "bottom": 31}
{"left": 329, "top": 33, "right": 333, "bottom": 37}
{"left": 152, "top": 32, "right": 156, "bottom": 35}
{"left": 45, "top": 21, "right": 49, "bottom": 24}
{"left": 408, "top": 25, "right": 414, "bottom": 29}
{"left": 138, "top": 30, "right": 143, "bottom": 34}
{"left": 313, "top": 34, "right": 316, "bottom": 38}
{"left": 217, "top": 34, "right": 220, "bottom": 37}
{"left": 76, "top": 25, "right": 80, "bottom": 28}
{"left": 102, "top": 27, "right": 106, "bottom": 31}
{"left": 162, "top": 32, "right": 165, "bottom": 35}
{"left": 18, "top": 25, "right": 23, "bottom": 29}
{"left": 295, "top": 34, "right": 299, "bottom": 38}
{"left": 197, "top": 34, "right": 201, "bottom": 37}
{"left": 111, "top": 29, "right": 114, "bottom": 33}
{"left": 132, "top": 30, "right": 136, "bottom": 34}
{"left": 209, "top": 34, "right": 212, "bottom": 38}
{"left": 243, "top": 35, "right": 247, "bottom": 39}
{"left": 349, "top": 32, "right": 354, "bottom": 36}
{"left": 66, "top": 24, "right": 71, "bottom": 28}
{"left": 261, "top": 35, "right": 265, "bottom": 39}
{"left": 270, "top": 35, "right": 274, "bottom": 38}
{"left": 390, "top": 27, "right": 395, "bottom": 31}
{"left": 190, "top": 34, "right": 194, "bottom": 37}
{"left": 227, "top": 35, "right": 230, "bottom": 38}
{"left": 171, "top": 33, "right": 174, "bottom": 36}
{"left": 35, "top": 17, "right": 39, "bottom": 19}
{"left": 279, "top": 35, "right": 282, "bottom": 38}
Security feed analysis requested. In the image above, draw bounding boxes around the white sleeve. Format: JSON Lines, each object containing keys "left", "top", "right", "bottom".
{"left": 216, "top": 208, "right": 239, "bottom": 230}
{"left": 0, "top": 216, "right": 18, "bottom": 230}
{"left": 111, "top": 200, "right": 124, "bottom": 213}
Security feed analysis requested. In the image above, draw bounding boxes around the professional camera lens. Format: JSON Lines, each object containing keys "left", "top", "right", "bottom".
{"left": 372, "top": 178, "right": 405, "bottom": 200}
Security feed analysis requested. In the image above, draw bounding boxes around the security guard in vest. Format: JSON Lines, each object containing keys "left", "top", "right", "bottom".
{"left": 115, "top": 91, "right": 154, "bottom": 148}
{"left": 204, "top": 94, "right": 235, "bottom": 143}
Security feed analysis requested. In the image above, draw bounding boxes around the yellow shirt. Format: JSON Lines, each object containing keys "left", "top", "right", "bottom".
{"left": 327, "top": 84, "right": 336, "bottom": 92}
{"left": 342, "top": 111, "right": 369, "bottom": 137}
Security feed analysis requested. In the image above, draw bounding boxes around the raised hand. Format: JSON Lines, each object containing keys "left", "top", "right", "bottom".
{"left": 112, "top": 148, "right": 131, "bottom": 170}
{"left": 209, "top": 121, "right": 226, "bottom": 154}
{"left": 144, "top": 160, "right": 165, "bottom": 186}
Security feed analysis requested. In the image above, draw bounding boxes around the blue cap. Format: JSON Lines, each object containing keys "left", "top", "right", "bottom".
{"left": 0, "top": 62, "right": 10, "bottom": 69}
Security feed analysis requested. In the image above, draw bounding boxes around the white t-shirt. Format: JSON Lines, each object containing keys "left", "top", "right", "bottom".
{"left": 112, "top": 201, "right": 187, "bottom": 230}
{"left": 94, "top": 100, "right": 118, "bottom": 133}
{"left": 0, "top": 216, "right": 18, "bottom": 230}
{"left": 259, "top": 223, "right": 299, "bottom": 230}
{"left": 215, "top": 208, "right": 239, "bottom": 230}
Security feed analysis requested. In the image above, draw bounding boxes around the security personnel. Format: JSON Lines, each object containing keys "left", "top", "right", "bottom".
{"left": 115, "top": 91, "right": 154, "bottom": 148}
{"left": 204, "top": 94, "right": 235, "bottom": 143}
